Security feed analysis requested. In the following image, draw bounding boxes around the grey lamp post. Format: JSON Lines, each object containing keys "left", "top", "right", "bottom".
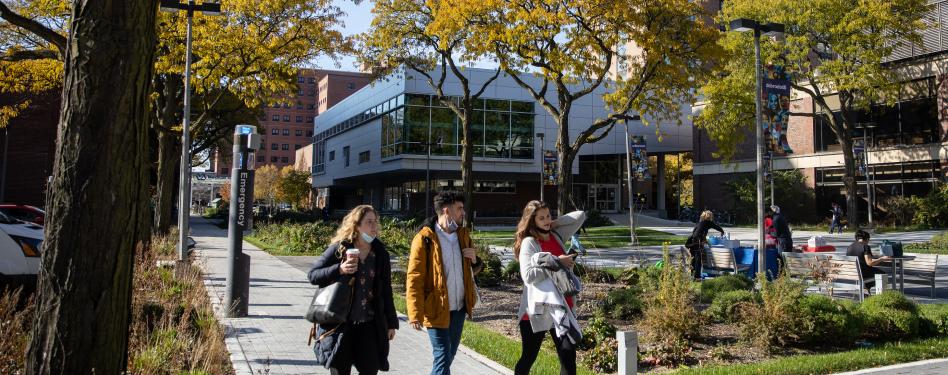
{"left": 622, "top": 115, "right": 642, "bottom": 246}
{"left": 729, "top": 18, "right": 784, "bottom": 276}
{"left": 855, "top": 122, "right": 877, "bottom": 227}
{"left": 161, "top": 0, "right": 222, "bottom": 262}
{"left": 537, "top": 132, "right": 545, "bottom": 203}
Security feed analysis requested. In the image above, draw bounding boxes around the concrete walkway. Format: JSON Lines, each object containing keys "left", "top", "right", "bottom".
{"left": 836, "top": 358, "right": 948, "bottom": 375}
{"left": 190, "top": 216, "right": 509, "bottom": 375}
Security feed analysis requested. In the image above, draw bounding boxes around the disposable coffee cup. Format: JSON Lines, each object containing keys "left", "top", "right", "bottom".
{"left": 346, "top": 248, "right": 360, "bottom": 260}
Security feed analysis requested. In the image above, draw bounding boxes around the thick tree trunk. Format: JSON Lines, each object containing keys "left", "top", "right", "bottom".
{"left": 556, "top": 116, "right": 576, "bottom": 215}
{"left": 155, "top": 129, "right": 180, "bottom": 233}
{"left": 840, "top": 133, "right": 860, "bottom": 228}
{"left": 154, "top": 75, "right": 182, "bottom": 234}
{"left": 26, "top": 1, "right": 157, "bottom": 374}
{"left": 459, "top": 107, "right": 475, "bottom": 228}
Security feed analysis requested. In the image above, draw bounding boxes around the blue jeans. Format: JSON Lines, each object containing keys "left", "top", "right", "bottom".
{"left": 427, "top": 309, "right": 466, "bottom": 375}
{"left": 829, "top": 219, "right": 843, "bottom": 234}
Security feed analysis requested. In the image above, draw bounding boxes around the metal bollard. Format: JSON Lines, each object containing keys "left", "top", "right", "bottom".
{"left": 617, "top": 331, "right": 638, "bottom": 374}
{"left": 874, "top": 273, "right": 886, "bottom": 295}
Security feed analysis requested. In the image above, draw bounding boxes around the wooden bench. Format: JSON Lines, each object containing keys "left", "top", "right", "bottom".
{"left": 822, "top": 255, "right": 868, "bottom": 302}
{"left": 783, "top": 252, "right": 819, "bottom": 281}
{"left": 901, "top": 253, "right": 940, "bottom": 297}
{"left": 704, "top": 247, "right": 750, "bottom": 276}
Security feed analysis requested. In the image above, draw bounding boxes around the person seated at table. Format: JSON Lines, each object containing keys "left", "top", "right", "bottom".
{"left": 846, "top": 229, "right": 890, "bottom": 292}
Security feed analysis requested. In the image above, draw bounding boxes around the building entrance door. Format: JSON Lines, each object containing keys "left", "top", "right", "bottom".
{"left": 584, "top": 184, "right": 618, "bottom": 213}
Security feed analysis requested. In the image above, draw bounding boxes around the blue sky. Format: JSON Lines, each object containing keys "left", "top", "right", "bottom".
{"left": 312, "top": 0, "right": 374, "bottom": 72}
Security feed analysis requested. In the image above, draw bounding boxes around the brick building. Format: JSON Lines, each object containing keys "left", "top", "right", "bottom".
{"left": 208, "top": 68, "right": 371, "bottom": 175}
{"left": 692, "top": 0, "right": 948, "bottom": 224}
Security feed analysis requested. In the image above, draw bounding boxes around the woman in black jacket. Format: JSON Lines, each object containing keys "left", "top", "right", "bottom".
{"left": 308, "top": 205, "right": 398, "bottom": 375}
{"left": 687, "top": 210, "right": 725, "bottom": 280}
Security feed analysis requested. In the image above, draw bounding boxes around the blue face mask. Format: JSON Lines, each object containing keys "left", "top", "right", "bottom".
{"left": 360, "top": 231, "right": 375, "bottom": 244}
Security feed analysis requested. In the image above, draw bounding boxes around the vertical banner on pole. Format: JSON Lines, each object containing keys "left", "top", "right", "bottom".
{"left": 543, "top": 150, "right": 557, "bottom": 186}
{"left": 629, "top": 136, "right": 649, "bottom": 181}
{"left": 762, "top": 64, "right": 793, "bottom": 155}
{"left": 853, "top": 139, "right": 866, "bottom": 176}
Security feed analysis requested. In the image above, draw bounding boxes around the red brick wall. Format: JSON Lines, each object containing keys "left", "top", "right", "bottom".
{"left": 787, "top": 97, "right": 815, "bottom": 155}
{"left": 0, "top": 90, "right": 60, "bottom": 207}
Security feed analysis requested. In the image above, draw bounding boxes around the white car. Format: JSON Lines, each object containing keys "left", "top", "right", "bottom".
{"left": 0, "top": 211, "right": 44, "bottom": 289}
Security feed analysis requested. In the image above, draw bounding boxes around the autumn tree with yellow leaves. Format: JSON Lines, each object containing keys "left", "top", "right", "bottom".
{"left": 360, "top": 0, "right": 500, "bottom": 223}
{"left": 468, "top": 0, "right": 722, "bottom": 212}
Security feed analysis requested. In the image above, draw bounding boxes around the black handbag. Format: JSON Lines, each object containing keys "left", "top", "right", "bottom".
{"left": 305, "top": 250, "right": 355, "bottom": 324}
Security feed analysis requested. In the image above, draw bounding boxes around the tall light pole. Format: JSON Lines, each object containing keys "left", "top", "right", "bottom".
{"left": 161, "top": 0, "right": 222, "bottom": 262}
{"left": 729, "top": 18, "right": 784, "bottom": 276}
{"left": 537, "top": 132, "right": 545, "bottom": 203}
{"left": 855, "top": 122, "right": 877, "bottom": 227}
{"left": 622, "top": 115, "right": 642, "bottom": 246}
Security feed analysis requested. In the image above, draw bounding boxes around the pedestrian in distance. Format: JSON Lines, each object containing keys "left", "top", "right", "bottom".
{"left": 770, "top": 205, "right": 793, "bottom": 252}
{"left": 406, "top": 191, "right": 484, "bottom": 375}
{"left": 685, "top": 210, "right": 725, "bottom": 280}
{"left": 829, "top": 202, "right": 844, "bottom": 234}
{"left": 514, "top": 200, "right": 586, "bottom": 375}
{"left": 308, "top": 205, "right": 398, "bottom": 375}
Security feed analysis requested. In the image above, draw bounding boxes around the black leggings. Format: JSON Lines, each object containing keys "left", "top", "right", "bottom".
{"left": 690, "top": 245, "right": 704, "bottom": 279}
{"left": 330, "top": 321, "right": 380, "bottom": 375}
{"left": 515, "top": 319, "right": 576, "bottom": 375}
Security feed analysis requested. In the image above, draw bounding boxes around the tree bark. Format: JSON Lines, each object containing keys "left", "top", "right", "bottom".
{"left": 154, "top": 75, "right": 183, "bottom": 234}
{"left": 556, "top": 115, "right": 577, "bottom": 215}
{"left": 26, "top": 1, "right": 157, "bottom": 373}
{"left": 459, "top": 104, "right": 475, "bottom": 227}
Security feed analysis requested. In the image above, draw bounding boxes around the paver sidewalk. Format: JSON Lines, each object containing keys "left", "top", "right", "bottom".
{"left": 190, "top": 216, "right": 509, "bottom": 375}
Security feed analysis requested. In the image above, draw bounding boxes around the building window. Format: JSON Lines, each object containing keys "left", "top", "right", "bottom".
{"left": 259, "top": 139, "right": 265, "bottom": 150}
{"left": 347, "top": 82, "right": 356, "bottom": 90}
{"left": 295, "top": 129, "right": 303, "bottom": 136}
{"left": 295, "top": 144, "right": 302, "bottom": 150}
{"left": 296, "top": 116, "right": 303, "bottom": 123}
{"left": 298, "top": 89, "right": 305, "bottom": 96}
{"left": 308, "top": 77, "right": 315, "bottom": 84}
{"left": 283, "top": 103, "right": 290, "bottom": 108}
{"left": 272, "top": 115, "right": 279, "bottom": 121}
{"left": 307, "top": 116, "right": 314, "bottom": 123}
{"left": 271, "top": 156, "right": 278, "bottom": 162}
{"left": 271, "top": 143, "right": 278, "bottom": 150}
{"left": 329, "top": 150, "right": 335, "bottom": 161}
{"left": 283, "top": 129, "right": 290, "bottom": 136}
{"left": 271, "top": 128, "right": 279, "bottom": 135}
{"left": 474, "top": 181, "right": 516, "bottom": 193}
{"left": 358, "top": 150, "right": 370, "bottom": 164}
{"left": 282, "top": 144, "right": 289, "bottom": 150}
{"left": 296, "top": 102, "right": 303, "bottom": 109}
{"left": 308, "top": 104, "right": 315, "bottom": 110}
{"left": 257, "top": 155, "right": 264, "bottom": 162}
{"left": 281, "top": 157, "right": 289, "bottom": 163}
{"left": 297, "top": 76, "right": 305, "bottom": 83}
{"left": 308, "top": 90, "right": 316, "bottom": 96}
{"left": 343, "top": 146, "right": 350, "bottom": 167}
{"left": 307, "top": 130, "right": 313, "bottom": 137}
{"left": 380, "top": 94, "right": 535, "bottom": 159}
{"left": 283, "top": 115, "right": 290, "bottom": 122}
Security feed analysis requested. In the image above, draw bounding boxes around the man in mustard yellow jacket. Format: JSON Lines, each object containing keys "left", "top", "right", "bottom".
{"left": 406, "top": 191, "right": 483, "bottom": 375}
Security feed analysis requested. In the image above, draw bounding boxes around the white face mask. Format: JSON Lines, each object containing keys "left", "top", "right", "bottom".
{"left": 360, "top": 231, "right": 375, "bottom": 244}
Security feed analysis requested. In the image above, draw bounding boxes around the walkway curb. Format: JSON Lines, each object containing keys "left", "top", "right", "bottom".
{"left": 834, "top": 357, "right": 948, "bottom": 374}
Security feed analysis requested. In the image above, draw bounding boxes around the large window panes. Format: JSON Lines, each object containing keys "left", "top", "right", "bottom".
{"left": 389, "top": 94, "right": 534, "bottom": 159}
{"left": 430, "top": 107, "right": 458, "bottom": 156}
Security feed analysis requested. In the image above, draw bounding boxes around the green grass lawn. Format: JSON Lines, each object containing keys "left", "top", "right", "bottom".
{"left": 391, "top": 294, "right": 595, "bottom": 375}
{"left": 473, "top": 226, "right": 686, "bottom": 249}
{"left": 673, "top": 336, "right": 948, "bottom": 375}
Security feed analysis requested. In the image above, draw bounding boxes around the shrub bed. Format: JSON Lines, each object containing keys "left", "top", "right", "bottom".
{"left": 699, "top": 274, "right": 754, "bottom": 303}
{"left": 859, "top": 291, "right": 922, "bottom": 340}
{"left": 706, "top": 290, "right": 759, "bottom": 323}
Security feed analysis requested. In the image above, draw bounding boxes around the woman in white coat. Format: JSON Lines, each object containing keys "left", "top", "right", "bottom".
{"left": 513, "top": 200, "right": 586, "bottom": 375}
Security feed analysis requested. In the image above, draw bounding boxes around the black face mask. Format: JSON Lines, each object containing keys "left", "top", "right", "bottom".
{"left": 535, "top": 227, "right": 551, "bottom": 234}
